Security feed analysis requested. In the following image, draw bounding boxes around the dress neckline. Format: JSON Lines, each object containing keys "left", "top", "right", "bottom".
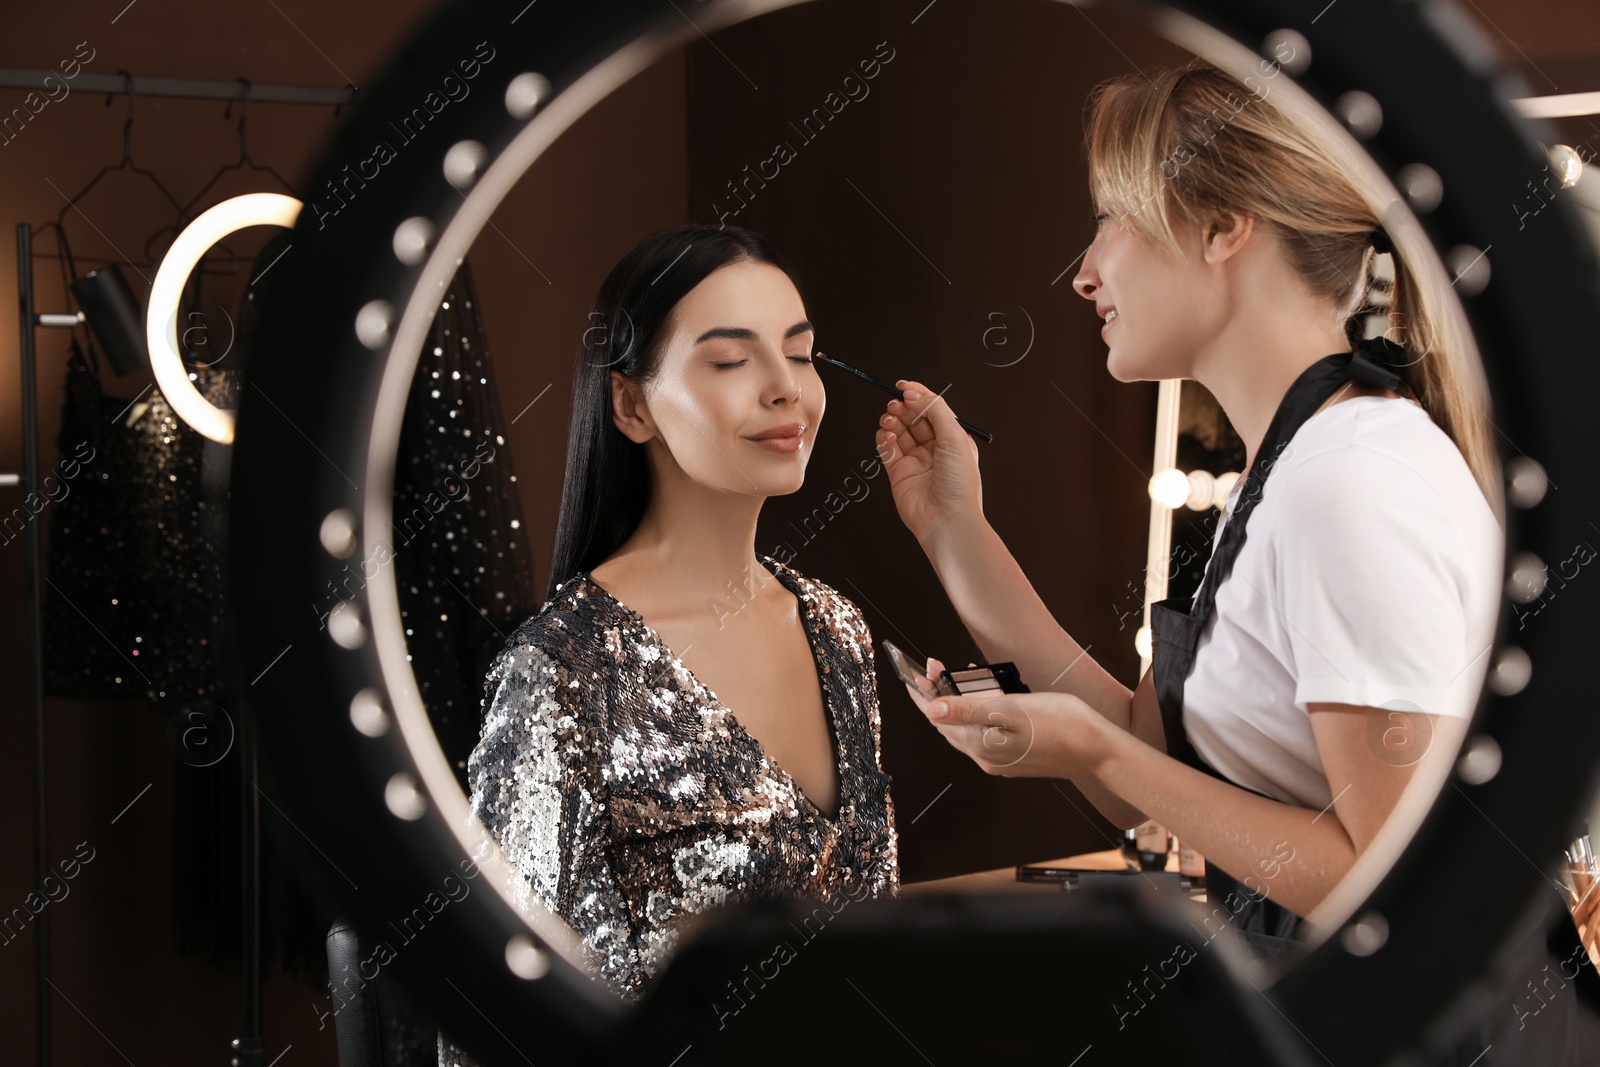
{"left": 577, "top": 554, "right": 846, "bottom": 825}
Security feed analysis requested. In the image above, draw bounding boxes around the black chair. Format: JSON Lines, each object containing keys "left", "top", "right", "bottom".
{"left": 325, "top": 918, "right": 440, "bottom": 1067}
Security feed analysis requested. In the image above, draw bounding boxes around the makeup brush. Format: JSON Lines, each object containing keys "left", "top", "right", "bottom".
{"left": 813, "top": 352, "right": 994, "bottom": 443}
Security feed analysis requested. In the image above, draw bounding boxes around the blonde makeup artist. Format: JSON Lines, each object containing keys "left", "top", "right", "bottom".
{"left": 878, "top": 60, "right": 1600, "bottom": 1058}
{"left": 876, "top": 60, "right": 1503, "bottom": 962}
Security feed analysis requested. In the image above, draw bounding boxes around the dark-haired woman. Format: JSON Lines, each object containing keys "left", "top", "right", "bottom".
{"left": 442, "top": 223, "right": 897, "bottom": 1052}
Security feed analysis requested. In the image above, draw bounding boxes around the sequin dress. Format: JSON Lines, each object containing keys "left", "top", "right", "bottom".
{"left": 438, "top": 554, "right": 898, "bottom": 1065}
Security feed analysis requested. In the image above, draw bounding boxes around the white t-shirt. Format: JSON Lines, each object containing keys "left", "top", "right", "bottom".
{"left": 1181, "top": 395, "right": 1502, "bottom": 811}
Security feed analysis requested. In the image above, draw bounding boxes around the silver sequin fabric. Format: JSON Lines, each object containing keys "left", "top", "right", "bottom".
{"left": 438, "top": 554, "right": 898, "bottom": 1065}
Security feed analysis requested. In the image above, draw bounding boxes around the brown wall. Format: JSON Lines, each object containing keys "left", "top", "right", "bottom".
{"left": 0, "top": 1, "right": 1594, "bottom": 1064}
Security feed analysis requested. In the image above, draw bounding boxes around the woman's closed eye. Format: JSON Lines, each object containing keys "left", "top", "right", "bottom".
{"left": 712, "top": 355, "right": 815, "bottom": 369}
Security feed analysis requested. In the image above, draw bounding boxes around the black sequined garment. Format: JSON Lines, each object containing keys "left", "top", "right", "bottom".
{"left": 438, "top": 555, "right": 899, "bottom": 1066}
{"left": 40, "top": 337, "right": 230, "bottom": 705}
{"left": 393, "top": 258, "right": 539, "bottom": 791}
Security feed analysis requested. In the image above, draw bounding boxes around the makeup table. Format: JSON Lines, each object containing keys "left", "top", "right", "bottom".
{"left": 902, "top": 848, "right": 1206, "bottom": 902}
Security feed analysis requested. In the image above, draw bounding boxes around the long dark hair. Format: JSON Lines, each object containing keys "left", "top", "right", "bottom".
{"left": 545, "top": 223, "right": 806, "bottom": 603}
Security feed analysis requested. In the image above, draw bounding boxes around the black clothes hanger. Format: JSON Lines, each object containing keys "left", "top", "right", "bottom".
{"left": 180, "top": 80, "right": 302, "bottom": 210}
{"left": 53, "top": 71, "right": 191, "bottom": 280}
{"left": 145, "top": 81, "right": 301, "bottom": 278}
{"left": 166, "top": 80, "right": 307, "bottom": 378}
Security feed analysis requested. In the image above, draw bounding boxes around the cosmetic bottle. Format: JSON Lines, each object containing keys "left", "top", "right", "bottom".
{"left": 1119, "top": 828, "right": 1140, "bottom": 870}
{"left": 1177, "top": 838, "right": 1207, "bottom": 888}
{"left": 1135, "top": 820, "right": 1170, "bottom": 871}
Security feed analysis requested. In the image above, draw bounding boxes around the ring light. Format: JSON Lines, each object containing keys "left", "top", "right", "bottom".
{"left": 145, "top": 192, "right": 302, "bottom": 443}
{"left": 231, "top": 1, "right": 1600, "bottom": 1063}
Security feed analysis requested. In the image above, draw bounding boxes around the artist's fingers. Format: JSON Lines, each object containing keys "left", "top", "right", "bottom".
{"left": 925, "top": 695, "right": 1019, "bottom": 731}
{"left": 923, "top": 694, "right": 968, "bottom": 725}
{"left": 895, "top": 379, "right": 969, "bottom": 450}
{"left": 874, "top": 423, "right": 900, "bottom": 465}
{"left": 878, "top": 398, "right": 930, "bottom": 464}
{"left": 929, "top": 719, "right": 1026, "bottom": 775}
{"left": 1579, "top": 899, "right": 1600, "bottom": 967}
{"left": 1576, "top": 879, "right": 1600, "bottom": 927}
{"left": 879, "top": 409, "right": 930, "bottom": 459}
{"left": 883, "top": 380, "right": 940, "bottom": 450}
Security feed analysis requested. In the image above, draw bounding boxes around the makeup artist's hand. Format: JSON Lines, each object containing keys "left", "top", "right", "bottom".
{"left": 1572, "top": 867, "right": 1600, "bottom": 972}
{"left": 900, "top": 658, "right": 1113, "bottom": 780}
{"left": 876, "top": 379, "right": 983, "bottom": 544}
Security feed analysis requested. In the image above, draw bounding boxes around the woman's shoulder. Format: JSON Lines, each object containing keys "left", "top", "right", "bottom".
{"left": 491, "top": 575, "right": 627, "bottom": 684}
{"left": 1268, "top": 398, "right": 1500, "bottom": 570}
{"left": 1280, "top": 397, "right": 1492, "bottom": 514}
{"left": 759, "top": 554, "right": 874, "bottom": 645}
{"left": 761, "top": 553, "right": 852, "bottom": 606}
{"left": 1289, "top": 396, "right": 1462, "bottom": 469}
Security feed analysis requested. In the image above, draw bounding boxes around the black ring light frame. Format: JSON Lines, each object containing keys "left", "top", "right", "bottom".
{"left": 233, "top": 0, "right": 1600, "bottom": 1063}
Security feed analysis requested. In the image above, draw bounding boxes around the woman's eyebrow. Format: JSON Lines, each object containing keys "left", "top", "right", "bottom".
{"left": 693, "top": 321, "right": 815, "bottom": 345}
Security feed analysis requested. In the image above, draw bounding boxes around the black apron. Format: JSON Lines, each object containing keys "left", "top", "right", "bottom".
{"left": 1149, "top": 349, "right": 1400, "bottom": 964}
{"left": 1148, "top": 350, "right": 1600, "bottom": 1059}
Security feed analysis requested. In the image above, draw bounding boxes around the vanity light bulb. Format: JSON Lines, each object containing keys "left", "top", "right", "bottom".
{"left": 1213, "top": 472, "right": 1240, "bottom": 509}
{"left": 1135, "top": 625, "right": 1152, "bottom": 659}
{"left": 1551, "top": 144, "right": 1584, "bottom": 189}
{"left": 1185, "top": 470, "right": 1217, "bottom": 511}
{"left": 1150, "top": 468, "right": 1192, "bottom": 510}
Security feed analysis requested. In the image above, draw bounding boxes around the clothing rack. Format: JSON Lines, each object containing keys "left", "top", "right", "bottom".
{"left": 0, "top": 68, "right": 358, "bottom": 106}
{"left": 7, "top": 69, "right": 353, "bottom": 1067}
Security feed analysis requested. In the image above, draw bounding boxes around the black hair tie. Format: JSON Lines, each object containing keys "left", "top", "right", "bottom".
{"left": 1352, "top": 227, "right": 1403, "bottom": 388}
{"left": 1349, "top": 333, "right": 1407, "bottom": 390}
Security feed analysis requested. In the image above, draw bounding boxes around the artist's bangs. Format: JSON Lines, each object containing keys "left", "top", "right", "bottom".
{"left": 1085, "top": 79, "right": 1179, "bottom": 246}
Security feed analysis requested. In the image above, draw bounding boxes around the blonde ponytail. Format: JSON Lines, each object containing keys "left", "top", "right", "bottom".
{"left": 1085, "top": 59, "right": 1502, "bottom": 523}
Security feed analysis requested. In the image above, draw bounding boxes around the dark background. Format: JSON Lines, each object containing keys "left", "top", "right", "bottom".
{"left": 2, "top": 0, "right": 1597, "bottom": 1062}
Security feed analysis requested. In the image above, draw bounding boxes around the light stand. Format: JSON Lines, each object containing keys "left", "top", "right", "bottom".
{"left": 7, "top": 224, "right": 109, "bottom": 1067}
{"left": 12, "top": 217, "right": 261, "bottom": 1067}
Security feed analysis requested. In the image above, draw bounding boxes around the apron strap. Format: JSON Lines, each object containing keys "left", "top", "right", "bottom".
{"left": 1147, "top": 352, "right": 1377, "bottom": 950}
